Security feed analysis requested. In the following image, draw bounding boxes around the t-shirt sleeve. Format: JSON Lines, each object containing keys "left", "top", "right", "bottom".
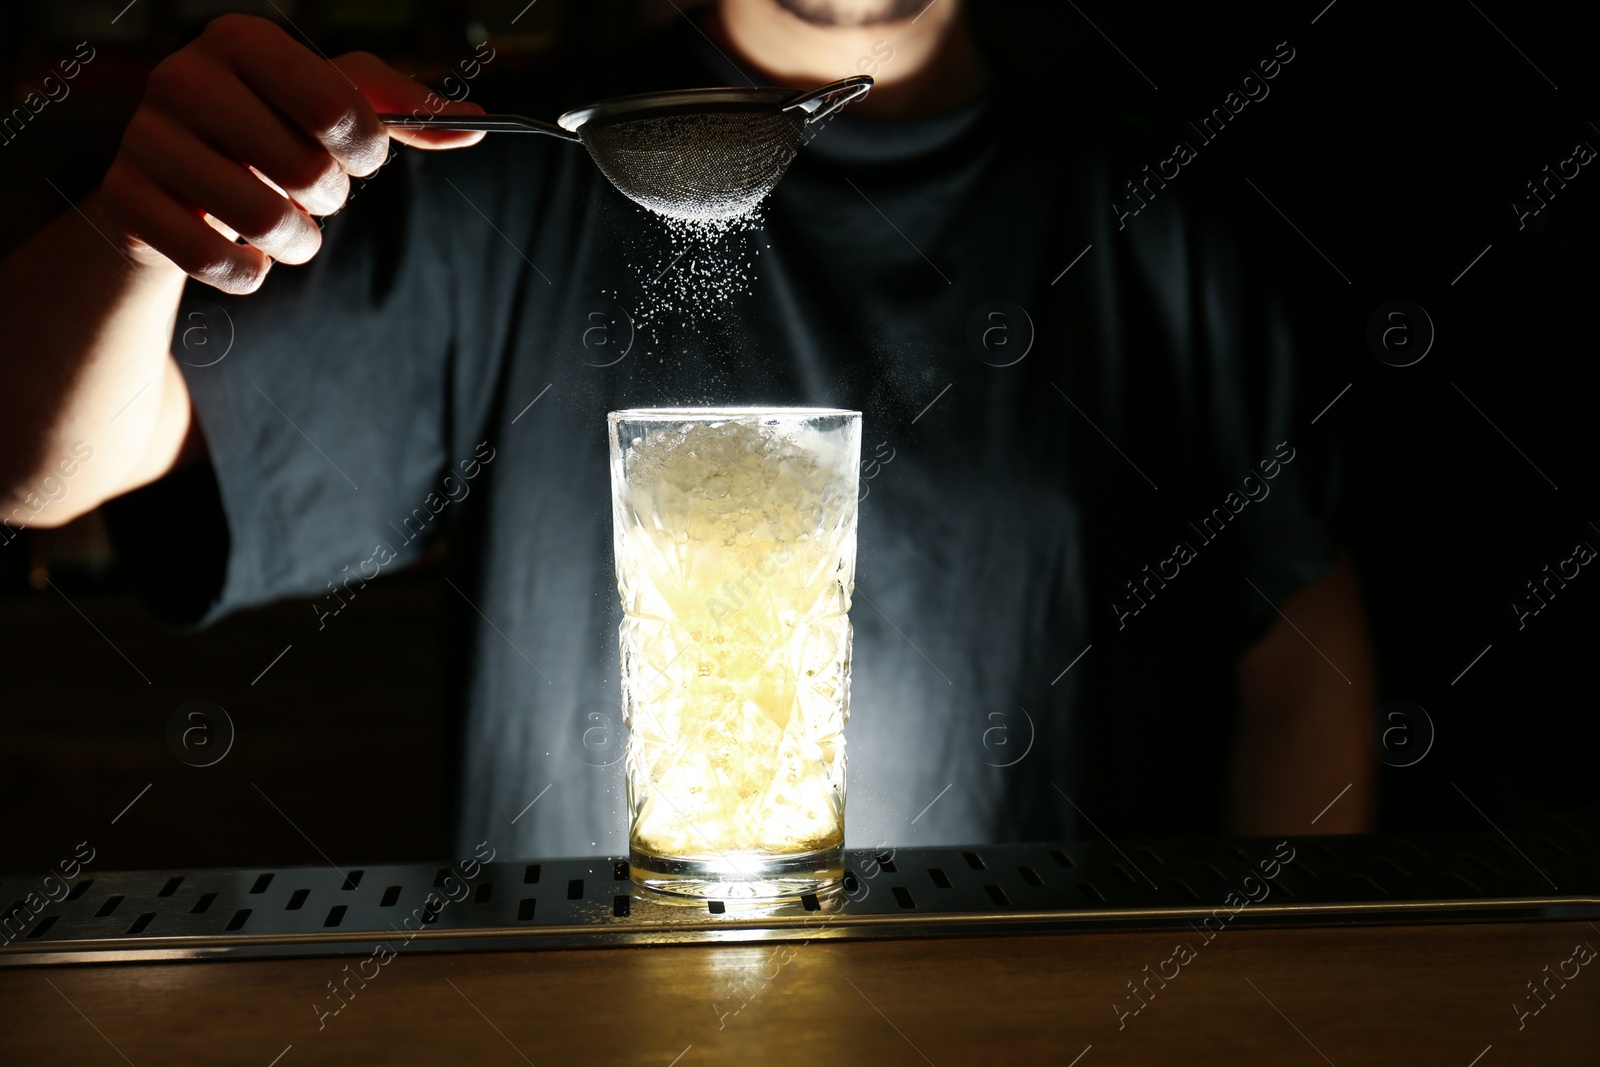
{"left": 1201, "top": 195, "right": 1342, "bottom": 641}
{"left": 111, "top": 146, "right": 458, "bottom": 626}
{"left": 1236, "top": 281, "right": 1341, "bottom": 630}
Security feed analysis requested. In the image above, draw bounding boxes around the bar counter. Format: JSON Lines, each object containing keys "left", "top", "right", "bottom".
{"left": 3, "top": 831, "right": 1596, "bottom": 1065}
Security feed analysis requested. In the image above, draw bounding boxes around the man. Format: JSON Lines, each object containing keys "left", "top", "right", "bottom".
{"left": 0, "top": 0, "right": 1375, "bottom": 859}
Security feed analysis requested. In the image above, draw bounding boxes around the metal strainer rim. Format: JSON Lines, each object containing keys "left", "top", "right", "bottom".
{"left": 557, "top": 87, "right": 797, "bottom": 134}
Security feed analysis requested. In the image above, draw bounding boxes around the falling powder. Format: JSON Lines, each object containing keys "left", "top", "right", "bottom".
{"left": 627, "top": 209, "right": 767, "bottom": 344}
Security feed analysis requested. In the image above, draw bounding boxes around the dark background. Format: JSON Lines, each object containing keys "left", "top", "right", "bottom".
{"left": 3, "top": 0, "right": 1596, "bottom": 871}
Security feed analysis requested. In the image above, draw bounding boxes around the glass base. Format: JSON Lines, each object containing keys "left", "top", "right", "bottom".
{"left": 630, "top": 845, "right": 844, "bottom": 903}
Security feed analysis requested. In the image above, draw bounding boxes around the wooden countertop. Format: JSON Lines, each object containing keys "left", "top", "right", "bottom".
{"left": 2, "top": 918, "right": 1595, "bottom": 1065}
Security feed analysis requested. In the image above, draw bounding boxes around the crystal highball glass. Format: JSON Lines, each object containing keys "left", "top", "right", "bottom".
{"left": 608, "top": 408, "right": 861, "bottom": 900}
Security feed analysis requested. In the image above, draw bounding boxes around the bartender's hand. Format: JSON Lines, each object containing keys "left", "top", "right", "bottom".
{"left": 101, "top": 13, "right": 486, "bottom": 295}
{"left": 0, "top": 14, "right": 488, "bottom": 523}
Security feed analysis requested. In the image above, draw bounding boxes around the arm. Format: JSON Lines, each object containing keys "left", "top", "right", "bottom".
{"left": 1230, "top": 554, "right": 1378, "bottom": 835}
{"left": 0, "top": 196, "right": 193, "bottom": 528}
{"left": 0, "top": 14, "right": 483, "bottom": 529}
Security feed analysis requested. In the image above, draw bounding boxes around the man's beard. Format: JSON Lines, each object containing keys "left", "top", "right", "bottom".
{"left": 772, "top": 0, "right": 932, "bottom": 28}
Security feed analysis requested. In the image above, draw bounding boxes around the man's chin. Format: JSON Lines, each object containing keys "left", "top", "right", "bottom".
{"left": 771, "top": 0, "right": 932, "bottom": 28}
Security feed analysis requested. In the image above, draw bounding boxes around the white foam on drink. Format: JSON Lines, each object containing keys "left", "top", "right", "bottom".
{"left": 622, "top": 416, "right": 850, "bottom": 533}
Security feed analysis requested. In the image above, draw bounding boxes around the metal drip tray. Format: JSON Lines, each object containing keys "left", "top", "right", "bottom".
{"left": 4, "top": 821, "right": 1597, "bottom": 967}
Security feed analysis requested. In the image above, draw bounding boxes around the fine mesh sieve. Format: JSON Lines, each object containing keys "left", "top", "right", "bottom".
{"left": 380, "top": 76, "right": 871, "bottom": 222}
{"left": 569, "top": 105, "right": 802, "bottom": 222}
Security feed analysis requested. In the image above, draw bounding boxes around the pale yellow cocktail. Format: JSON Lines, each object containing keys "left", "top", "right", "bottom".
{"left": 609, "top": 408, "right": 860, "bottom": 899}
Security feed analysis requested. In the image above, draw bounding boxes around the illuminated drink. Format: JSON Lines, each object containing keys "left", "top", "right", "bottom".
{"left": 609, "top": 408, "right": 861, "bottom": 899}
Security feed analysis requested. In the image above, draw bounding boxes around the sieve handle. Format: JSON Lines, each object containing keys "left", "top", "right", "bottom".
{"left": 782, "top": 75, "right": 873, "bottom": 124}
{"left": 378, "top": 113, "right": 582, "bottom": 142}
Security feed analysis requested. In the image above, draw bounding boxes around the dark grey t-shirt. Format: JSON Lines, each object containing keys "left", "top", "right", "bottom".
{"left": 125, "top": 26, "right": 1336, "bottom": 858}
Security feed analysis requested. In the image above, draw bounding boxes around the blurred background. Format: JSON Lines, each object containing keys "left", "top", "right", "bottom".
{"left": 3, "top": 0, "right": 1596, "bottom": 872}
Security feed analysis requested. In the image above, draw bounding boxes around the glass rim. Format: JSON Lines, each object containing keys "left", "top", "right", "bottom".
{"left": 608, "top": 406, "right": 860, "bottom": 421}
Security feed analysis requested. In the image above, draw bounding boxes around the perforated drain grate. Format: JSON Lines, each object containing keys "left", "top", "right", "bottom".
{"left": 3, "top": 818, "right": 1596, "bottom": 967}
